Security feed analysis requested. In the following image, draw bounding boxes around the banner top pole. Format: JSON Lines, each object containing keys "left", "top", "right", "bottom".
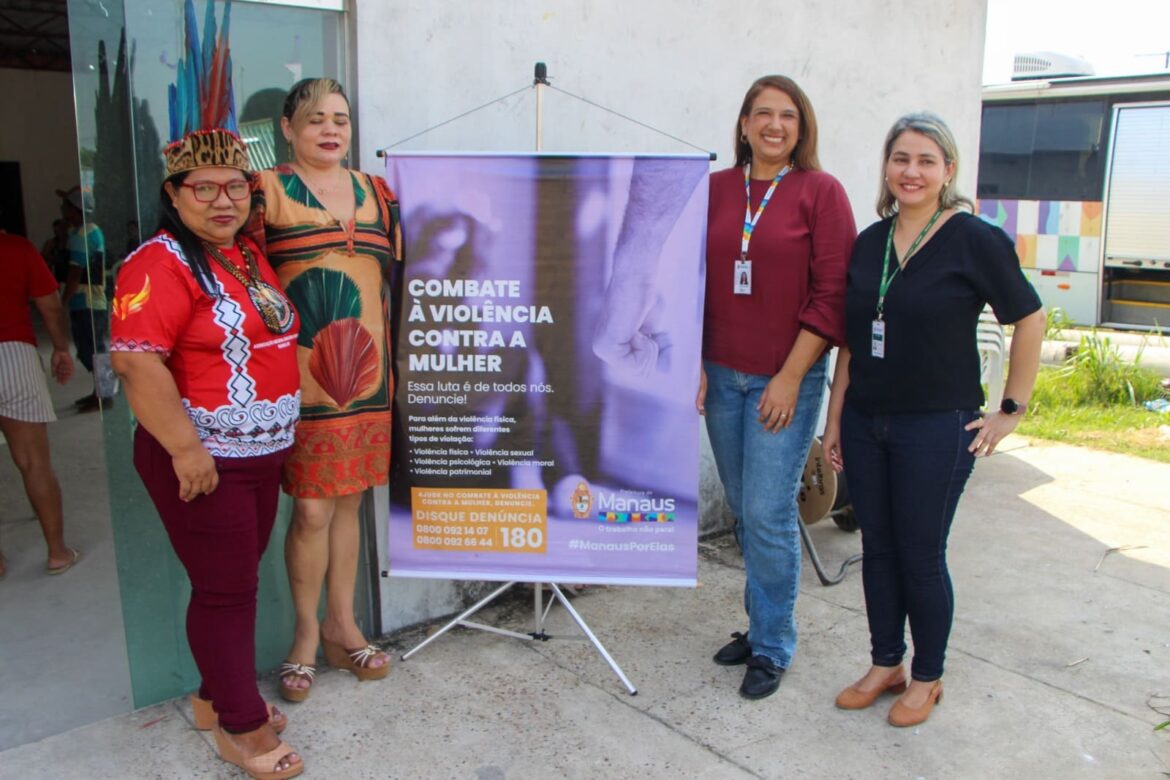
{"left": 377, "top": 62, "right": 714, "bottom": 160}
{"left": 535, "top": 61, "right": 546, "bottom": 152}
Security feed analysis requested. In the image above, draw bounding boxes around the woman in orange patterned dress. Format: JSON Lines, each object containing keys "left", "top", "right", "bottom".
{"left": 257, "top": 78, "right": 401, "bottom": 701}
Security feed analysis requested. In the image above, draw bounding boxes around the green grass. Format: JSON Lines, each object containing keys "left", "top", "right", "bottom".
{"left": 1016, "top": 399, "right": 1170, "bottom": 464}
{"left": 1013, "top": 329, "right": 1169, "bottom": 463}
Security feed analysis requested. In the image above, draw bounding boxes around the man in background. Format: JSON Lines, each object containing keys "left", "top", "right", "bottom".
{"left": 58, "top": 186, "right": 110, "bottom": 412}
{"left": 0, "top": 228, "right": 80, "bottom": 577}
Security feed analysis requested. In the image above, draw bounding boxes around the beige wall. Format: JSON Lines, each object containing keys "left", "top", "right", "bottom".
{"left": 352, "top": 0, "right": 989, "bottom": 230}
{"left": 0, "top": 68, "right": 80, "bottom": 248}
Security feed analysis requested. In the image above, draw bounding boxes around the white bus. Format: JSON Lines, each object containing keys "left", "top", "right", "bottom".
{"left": 978, "top": 73, "right": 1170, "bottom": 329}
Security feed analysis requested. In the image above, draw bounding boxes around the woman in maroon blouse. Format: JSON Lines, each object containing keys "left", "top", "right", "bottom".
{"left": 698, "top": 75, "right": 856, "bottom": 700}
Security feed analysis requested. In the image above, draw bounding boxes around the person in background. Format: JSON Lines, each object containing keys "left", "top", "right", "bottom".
{"left": 58, "top": 186, "right": 111, "bottom": 413}
{"left": 698, "top": 75, "right": 856, "bottom": 700}
{"left": 0, "top": 229, "right": 79, "bottom": 579}
{"left": 822, "top": 111, "right": 1044, "bottom": 727}
{"left": 40, "top": 218, "right": 71, "bottom": 284}
{"left": 256, "top": 77, "right": 399, "bottom": 702}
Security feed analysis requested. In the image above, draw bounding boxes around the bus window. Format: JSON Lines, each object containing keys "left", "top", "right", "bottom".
{"left": 978, "top": 104, "right": 1033, "bottom": 198}
{"left": 978, "top": 100, "right": 1107, "bottom": 201}
{"left": 1031, "top": 101, "right": 1105, "bottom": 200}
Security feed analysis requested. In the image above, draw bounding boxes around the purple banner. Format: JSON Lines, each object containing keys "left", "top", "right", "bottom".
{"left": 384, "top": 153, "right": 708, "bottom": 586}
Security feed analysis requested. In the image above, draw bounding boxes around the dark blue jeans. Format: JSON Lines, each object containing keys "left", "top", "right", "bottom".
{"left": 840, "top": 404, "right": 978, "bottom": 682}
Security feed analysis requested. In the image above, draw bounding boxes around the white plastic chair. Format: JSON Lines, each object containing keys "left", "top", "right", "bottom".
{"left": 978, "top": 307, "right": 1006, "bottom": 409}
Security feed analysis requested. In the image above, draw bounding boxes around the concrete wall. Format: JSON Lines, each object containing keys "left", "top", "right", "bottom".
{"left": 0, "top": 68, "right": 80, "bottom": 246}
{"left": 351, "top": 0, "right": 989, "bottom": 632}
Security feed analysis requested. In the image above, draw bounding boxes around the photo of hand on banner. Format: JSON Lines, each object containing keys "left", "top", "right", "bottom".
{"left": 592, "top": 157, "right": 707, "bottom": 379}
{"left": 386, "top": 152, "right": 708, "bottom": 586}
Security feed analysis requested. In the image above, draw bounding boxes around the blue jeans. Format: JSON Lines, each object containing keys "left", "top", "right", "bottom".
{"left": 840, "top": 404, "right": 978, "bottom": 681}
{"left": 704, "top": 357, "right": 826, "bottom": 668}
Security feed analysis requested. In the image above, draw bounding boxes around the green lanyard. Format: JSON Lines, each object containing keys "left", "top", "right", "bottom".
{"left": 876, "top": 208, "right": 943, "bottom": 320}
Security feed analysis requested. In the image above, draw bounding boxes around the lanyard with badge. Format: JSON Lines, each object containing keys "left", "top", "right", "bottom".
{"left": 735, "top": 164, "right": 791, "bottom": 295}
{"left": 872, "top": 208, "right": 942, "bottom": 358}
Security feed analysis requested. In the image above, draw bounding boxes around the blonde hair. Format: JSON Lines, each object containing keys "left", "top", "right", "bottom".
{"left": 876, "top": 111, "right": 974, "bottom": 218}
{"left": 282, "top": 78, "right": 349, "bottom": 130}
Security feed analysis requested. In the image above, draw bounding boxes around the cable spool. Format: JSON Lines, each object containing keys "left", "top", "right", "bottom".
{"left": 798, "top": 438, "right": 838, "bottom": 525}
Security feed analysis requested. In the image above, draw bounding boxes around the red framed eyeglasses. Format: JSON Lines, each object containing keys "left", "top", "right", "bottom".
{"left": 179, "top": 179, "right": 253, "bottom": 203}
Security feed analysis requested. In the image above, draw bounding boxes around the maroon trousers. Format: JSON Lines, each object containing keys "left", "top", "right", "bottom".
{"left": 133, "top": 427, "right": 288, "bottom": 733}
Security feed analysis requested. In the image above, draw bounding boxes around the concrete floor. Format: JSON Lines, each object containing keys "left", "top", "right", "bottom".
{"left": 1, "top": 434, "right": 1167, "bottom": 778}
{"left": 0, "top": 348, "right": 132, "bottom": 750}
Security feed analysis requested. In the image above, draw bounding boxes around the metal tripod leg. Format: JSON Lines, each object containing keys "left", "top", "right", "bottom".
{"left": 547, "top": 584, "right": 637, "bottom": 694}
{"left": 798, "top": 519, "right": 863, "bottom": 586}
{"left": 399, "top": 580, "right": 637, "bottom": 693}
{"left": 401, "top": 581, "right": 528, "bottom": 661}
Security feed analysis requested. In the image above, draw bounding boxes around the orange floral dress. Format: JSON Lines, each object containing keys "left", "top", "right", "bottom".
{"left": 256, "top": 166, "right": 401, "bottom": 498}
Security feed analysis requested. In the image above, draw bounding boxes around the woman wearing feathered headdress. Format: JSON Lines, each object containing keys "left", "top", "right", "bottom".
{"left": 109, "top": 2, "right": 303, "bottom": 777}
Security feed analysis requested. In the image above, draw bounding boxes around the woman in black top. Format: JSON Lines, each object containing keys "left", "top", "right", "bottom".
{"left": 821, "top": 112, "right": 1044, "bottom": 727}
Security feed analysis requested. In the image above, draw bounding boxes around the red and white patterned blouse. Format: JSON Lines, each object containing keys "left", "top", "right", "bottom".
{"left": 111, "top": 232, "right": 301, "bottom": 457}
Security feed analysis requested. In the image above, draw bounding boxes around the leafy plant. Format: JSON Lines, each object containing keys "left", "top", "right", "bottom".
{"left": 1031, "top": 330, "right": 1164, "bottom": 410}
{"left": 1044, "top": 306, "right": 1075, "bottom": 341}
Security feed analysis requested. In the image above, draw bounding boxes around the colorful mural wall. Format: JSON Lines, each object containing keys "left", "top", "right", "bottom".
{"left": 978, "top": 199, "right": 1102, "bottom": 272}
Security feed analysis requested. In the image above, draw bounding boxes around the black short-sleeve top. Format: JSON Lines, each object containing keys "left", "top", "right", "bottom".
{"left": 844, "top": 212, "right": 1042, "bottom": 414}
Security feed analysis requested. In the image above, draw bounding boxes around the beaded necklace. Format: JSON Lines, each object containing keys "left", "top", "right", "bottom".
{"left": 204, "top": 241, "right": 296, "bottom": 335}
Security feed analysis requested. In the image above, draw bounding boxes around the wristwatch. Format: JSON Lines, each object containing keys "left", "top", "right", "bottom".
{"left": 1000, "top": 398, "right": 1027, "bottom": 416}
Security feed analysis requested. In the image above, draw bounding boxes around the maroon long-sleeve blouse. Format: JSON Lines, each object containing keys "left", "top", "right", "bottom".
{"left": 703, "top": 166, "right": 856, "bottom": 376}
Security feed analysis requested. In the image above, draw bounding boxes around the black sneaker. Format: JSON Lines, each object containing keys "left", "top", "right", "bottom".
{"left": 713, "top": 631, "right": 752, "bottom": 666}
{"left": 739, "top": 655, "right": 783, "bottom": 700}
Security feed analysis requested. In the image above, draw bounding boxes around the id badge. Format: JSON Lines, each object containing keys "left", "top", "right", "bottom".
{"left": 734, "top": 259, "right": 752, "bottom": 295}
{"left": 871, "top": 319, "right": 886, "bottom": 358}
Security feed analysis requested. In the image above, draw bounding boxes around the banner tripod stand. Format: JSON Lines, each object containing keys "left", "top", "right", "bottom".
{"left": 400, "top": 580, "right": 637, "bottom": 694}
{"left": 398, "top": 62, "right": 669, "bottom": 695}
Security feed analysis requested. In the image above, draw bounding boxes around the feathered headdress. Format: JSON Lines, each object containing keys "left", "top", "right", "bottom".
{"left": 163, "top": 0, "right": 249, "bottom": 176}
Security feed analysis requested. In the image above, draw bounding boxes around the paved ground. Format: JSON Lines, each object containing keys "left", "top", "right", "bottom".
{"left": 2, "top": 435, "right": 1168, "bottom": 779}
{"left": 0, "top": 348, "right": 129, "bottom": 750}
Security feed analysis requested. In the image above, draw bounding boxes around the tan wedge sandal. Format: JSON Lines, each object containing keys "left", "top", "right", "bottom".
{"left": 277, "top": 662, "right": 316, "bottom": 703}
{"left": 321, "top": 636, "right": 390, "bottom": 681}
{"left": 189, "top": 694, "right": 287, "bottom": 733}
{"left": 212, "top": 723, "right": 303, "bottom": 780}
